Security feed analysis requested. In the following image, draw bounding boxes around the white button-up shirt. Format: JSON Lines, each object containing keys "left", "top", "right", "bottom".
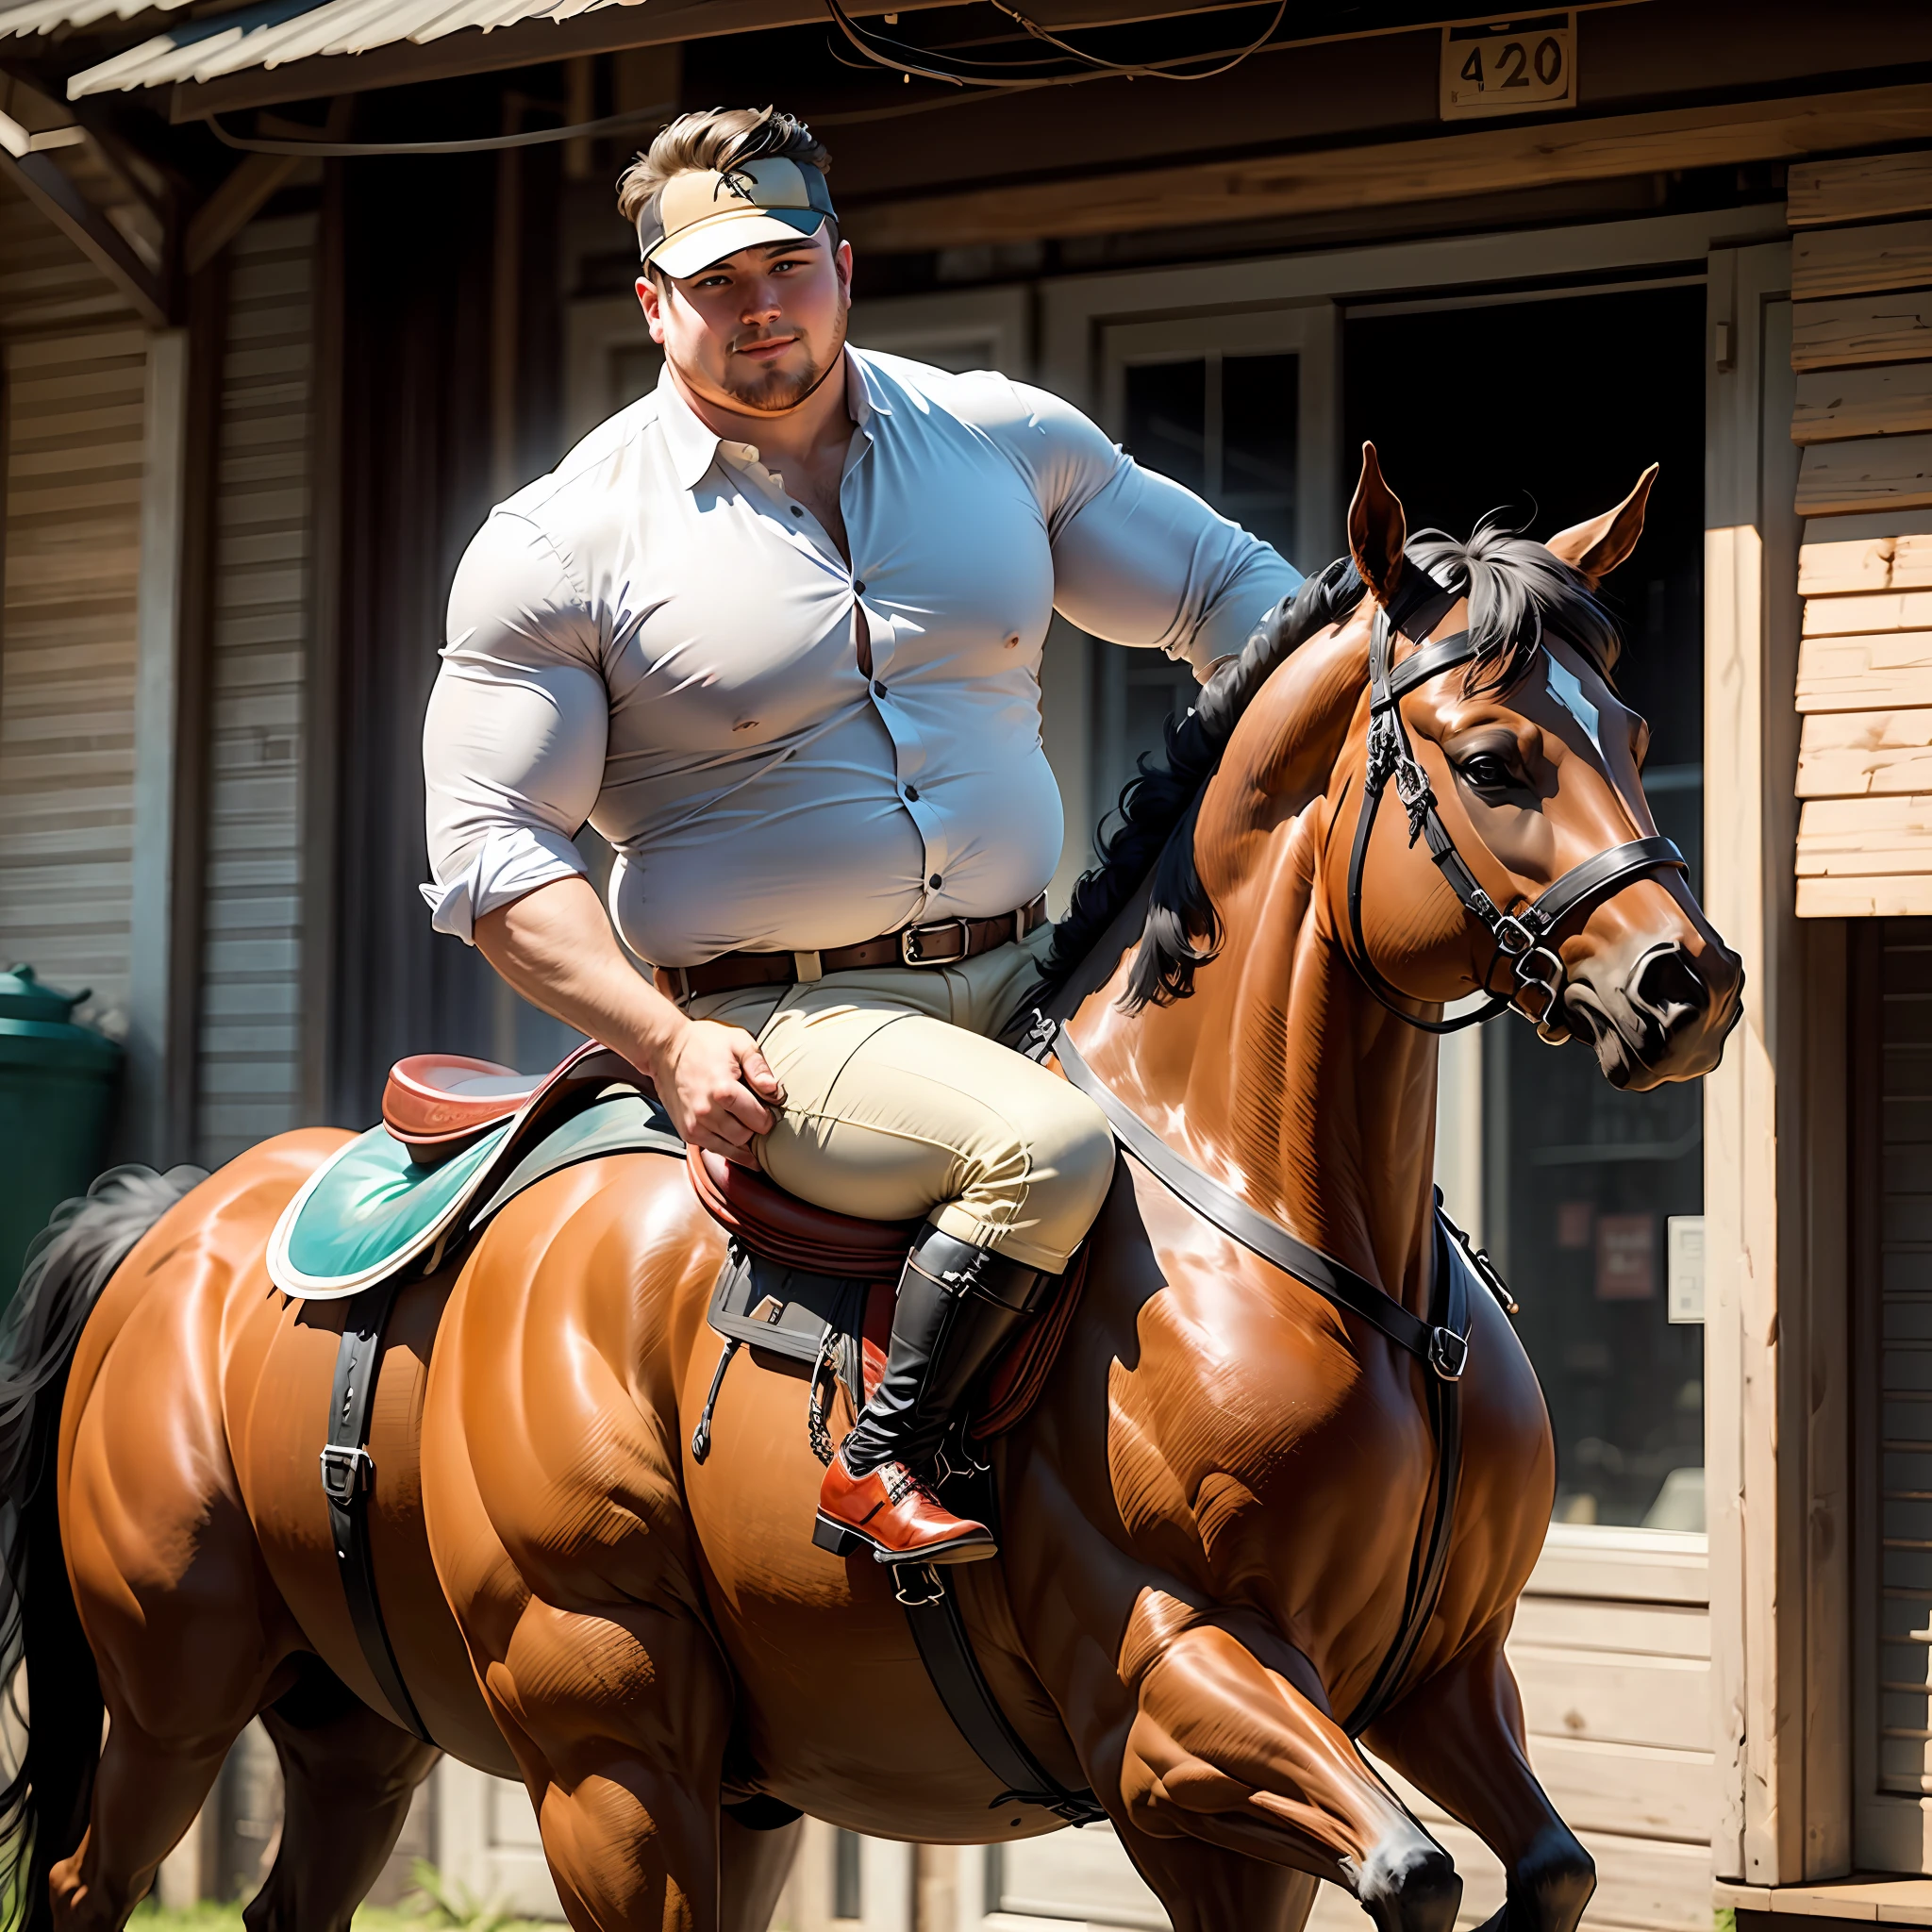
{"left": 422, "top": 349, "right": 1302, "bottom": 968}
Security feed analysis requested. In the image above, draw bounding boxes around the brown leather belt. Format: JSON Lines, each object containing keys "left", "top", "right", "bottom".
{"left": 655, "top": 894, "right": 1048, "bottom": 1006}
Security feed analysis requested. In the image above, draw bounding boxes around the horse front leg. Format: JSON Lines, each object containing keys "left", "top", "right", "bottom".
{"left": 1115, "top": 1609, "right": 1458, "bottom": 1932}
{"left": 1361, "top": 1618, "right": 1593, "bottom": 1932}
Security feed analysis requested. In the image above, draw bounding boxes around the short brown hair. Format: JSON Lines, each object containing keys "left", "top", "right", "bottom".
{"left": 617, "top": 107, "right": 832, "bottom": 240}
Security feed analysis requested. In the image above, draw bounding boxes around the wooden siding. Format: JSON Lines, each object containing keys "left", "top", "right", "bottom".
{"left": 0, "top": 175, "right": 144, "bottom": 1036}
{"left": 1790, "top": 152, "right": 1932, "bottom": 916}
{"left": 193, "top": 213, "right": 315, "bottom": 1166}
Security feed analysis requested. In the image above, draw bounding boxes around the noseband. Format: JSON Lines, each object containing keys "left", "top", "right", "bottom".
{"left": 1344, "top": 565, "right": 1686, "bottom": 1036}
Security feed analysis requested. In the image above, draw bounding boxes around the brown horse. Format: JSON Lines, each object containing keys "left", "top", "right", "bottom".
{"left": 2, "top": 449, "right": 1740, "bottom": 1932}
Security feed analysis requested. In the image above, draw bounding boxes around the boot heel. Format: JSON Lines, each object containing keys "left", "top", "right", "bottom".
{"left": 812, "top": 1513, "right": 864, "bottom": 1557}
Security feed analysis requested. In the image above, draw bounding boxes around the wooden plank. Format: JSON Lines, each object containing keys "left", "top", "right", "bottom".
{"left": 1796, "top": 794, "right": 1932, "bottom": 876}
{"left": 1792, "top": 293, "right": 1932, "bottom": 373}
{"left": 1803, "top": 589, "right": 1932, "bottom": 635}
{"left": 1523, "top": 1734, "right": 1713, "bottom": 1841}
{"left": 1508, "top": 1595, "right": 1711, "bottom": 1662}
{"left": 1797, "top": 435, "right": 1932, "bottom": 518}
{"left": 1793, "top": 220, "right": 1932, "bottom": 303}
{"left": 1794, "top": 365, "right": 1932, "bottom": 445}
{"left": 1799, "top": 874, "right": 1932, "bottom": 917}
{"left": 1798, "top": 708, "right": 1932, "bottom": 796}
{"left": 1510, "top": 1645, "right": 1713, "bottom": 1754}
{"left": 1527, "top": 1525, "right": 1709, "bottom": 1606}
{"left": 839, "top": 83, "right": 1932, "bottom": 255}
{"left": 1796, "top": 631, "right": 1932, "bottom": 711}
{"left": 1790, "top": 152, "right": 1932, "bottom": 229}
{"left": 1799, "top": 534, "right": 1932, "bottom": 594}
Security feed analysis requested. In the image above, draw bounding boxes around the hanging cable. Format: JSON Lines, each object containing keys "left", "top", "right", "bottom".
{"left": 206, "top": 97, "right": 676, "bottom": 157}
{"left": 821, "top": 0, "right": 1286, "bottom": 89}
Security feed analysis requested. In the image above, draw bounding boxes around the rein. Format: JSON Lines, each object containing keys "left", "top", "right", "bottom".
{"left": 1046, "top": 1021, "right": 1514, "bottom": 1735}
{"left": 1345, "top": 563, "right": 1686, "bottom": 1035}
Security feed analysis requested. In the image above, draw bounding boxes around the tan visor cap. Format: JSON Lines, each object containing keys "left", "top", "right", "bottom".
{"left": 639, "top": 157, "right": 836, "bottom": 278}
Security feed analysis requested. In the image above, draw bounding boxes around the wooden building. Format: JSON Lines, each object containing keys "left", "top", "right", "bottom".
{"left": 3, "top": 3, "right": 1932, "bottom": 1927}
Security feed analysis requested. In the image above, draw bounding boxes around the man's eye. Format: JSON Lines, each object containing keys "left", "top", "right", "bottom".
{"left": 1457, "top": 755, "right": 1515, "bottom": 791}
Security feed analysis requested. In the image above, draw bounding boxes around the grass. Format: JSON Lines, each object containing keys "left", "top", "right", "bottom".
{"left": 128, "top": 1861, "right": 557, "bottom": 1932}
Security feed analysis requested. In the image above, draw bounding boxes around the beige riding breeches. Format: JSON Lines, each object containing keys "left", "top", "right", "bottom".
{"left": 689, "top": 927, "right": 1115, "bottom": 1273}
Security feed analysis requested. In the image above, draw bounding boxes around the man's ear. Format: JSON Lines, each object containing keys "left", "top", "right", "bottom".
{"left": 1546, "top": 464, "right": 1658, "bottom": 586}
{"left": 1347, "top": 441, "right": 1407, "bottom": 606}
{"left": 636, "top": 272, "right": 667, "bottom": 344}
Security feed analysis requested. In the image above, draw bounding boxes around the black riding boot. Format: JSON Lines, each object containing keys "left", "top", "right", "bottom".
{"left": 840, "top": 1223, "right": 1052, "bottom": 1478}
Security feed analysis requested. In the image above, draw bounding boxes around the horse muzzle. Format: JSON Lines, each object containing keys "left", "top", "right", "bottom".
{"left": 1555, "top": 938, "right": 1745, "bottom": 1091}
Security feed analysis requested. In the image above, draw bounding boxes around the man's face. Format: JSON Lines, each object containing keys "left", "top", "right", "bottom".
{"left": 638, "top": 225, "right": 853, "bottom": 416}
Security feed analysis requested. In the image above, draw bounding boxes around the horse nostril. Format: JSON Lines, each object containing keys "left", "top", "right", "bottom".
{"left": 1631, "top": 944, "right": 1707, "bottom": 1030}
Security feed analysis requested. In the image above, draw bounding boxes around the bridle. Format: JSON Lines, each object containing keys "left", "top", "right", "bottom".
{"left": 1344, "top": 561, "right": 1686, "bottom": 1036}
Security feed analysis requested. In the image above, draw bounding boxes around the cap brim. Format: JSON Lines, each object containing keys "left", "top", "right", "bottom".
{"left": 648, "top": 208, "right": 827, "bottom": 278}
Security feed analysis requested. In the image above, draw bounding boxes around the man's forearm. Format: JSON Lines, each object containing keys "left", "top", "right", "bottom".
{"left": 475, "top": 874, "right": 685, "bottom": 1077}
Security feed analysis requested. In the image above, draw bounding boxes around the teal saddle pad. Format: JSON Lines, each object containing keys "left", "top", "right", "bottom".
{"left": 267, "top": 1092, "right": 683, "bottom": 1300}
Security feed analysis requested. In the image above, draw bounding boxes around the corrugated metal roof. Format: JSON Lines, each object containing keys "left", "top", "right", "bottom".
{"left": 0, "top": 1, "right": 190, "bottom": 41}
{"left": 62, "top": 0, "right": 644, "bottom": 94}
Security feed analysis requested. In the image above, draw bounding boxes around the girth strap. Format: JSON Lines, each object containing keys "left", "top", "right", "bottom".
{"left": 901, "top": 1574, "right": 1108, "bottom": 1824}
{"left": 320, "top": 1284, "right": 433, "bottom": 1743}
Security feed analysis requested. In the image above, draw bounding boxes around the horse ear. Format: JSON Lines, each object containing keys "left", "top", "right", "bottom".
{"left": 1546, "top": 464, "right": 1658, "bottom": 586}
{"left": 1347, "top": 441, "right": 1407, "bottom": 606}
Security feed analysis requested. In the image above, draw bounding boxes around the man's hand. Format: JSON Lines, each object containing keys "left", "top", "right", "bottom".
{"left": 658, "top": 1018, "right": 787, "bottom": 1166}
{"left": 473, "top": 877, "right": 787, "bottom": 1168}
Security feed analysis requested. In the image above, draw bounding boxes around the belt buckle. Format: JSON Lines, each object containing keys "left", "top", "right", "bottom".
{"left": 1428, "top": 1327, "right": 1469, "bottom": 1382}
{"left": 902, "top": 919, "right": 969, "bottom": 967}
{"left": 319, "top": 1443, "right": 375, "bottom": 1506}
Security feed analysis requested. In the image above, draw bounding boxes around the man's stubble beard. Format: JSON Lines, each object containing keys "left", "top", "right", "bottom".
{"left": 719, "top": 291, "right": 851, "bottom": 414}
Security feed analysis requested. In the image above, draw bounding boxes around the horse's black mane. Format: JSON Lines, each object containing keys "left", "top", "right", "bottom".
{"left": 1037, "top": 514, "right": 1624, "bottom": 1013}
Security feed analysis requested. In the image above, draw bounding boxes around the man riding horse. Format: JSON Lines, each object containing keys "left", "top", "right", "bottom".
{"left": 421, "top": 105, "right": 1302, "bottom": 1570}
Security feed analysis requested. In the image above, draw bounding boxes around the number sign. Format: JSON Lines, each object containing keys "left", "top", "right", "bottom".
{"left": 1440, "top": 12, "right": 1576, "bottom": 120}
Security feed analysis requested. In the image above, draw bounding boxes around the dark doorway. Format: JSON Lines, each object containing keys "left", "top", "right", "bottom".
{"left": 1344, "top": 282, "right": 1708, "bottom": 1530}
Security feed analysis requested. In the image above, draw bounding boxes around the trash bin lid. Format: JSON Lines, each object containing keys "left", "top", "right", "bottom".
{"left": 0, "top": 963, "right": 91, "bottom": 1024}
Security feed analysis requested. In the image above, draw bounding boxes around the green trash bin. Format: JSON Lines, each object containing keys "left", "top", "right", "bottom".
{"left": 0, "top": 964, "right": 122, "bottom": 1307}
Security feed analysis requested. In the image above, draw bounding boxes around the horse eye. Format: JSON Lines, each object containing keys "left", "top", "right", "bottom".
{"left": 1457, "top": 754, "right": 1515, "bottom": 791}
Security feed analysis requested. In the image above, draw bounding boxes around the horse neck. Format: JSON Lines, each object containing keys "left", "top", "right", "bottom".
{"left": 1076, "top": 781, "right": 1443, "bottom": 1317}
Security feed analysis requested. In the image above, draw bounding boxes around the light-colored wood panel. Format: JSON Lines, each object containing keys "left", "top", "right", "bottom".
{"left": 1507, "top": 1734, "right": 1712, "bottom": 1842}
{"left": 1796, "top": 630, "right": 1932, "bottom": 710}
{"left": 1791, "top": 152, "right": 1932, "bottom": 229}
{"left": 1507, "top": 1594, "right": 1710, "bottom": 1661}
{"left": 1794, "top": 365, "right": 1932, "bottom": 445}
{"left": 1793, "top": 294, "right": 1932, "bottom": 373}
{"left": 1797, "top": 435, "right": 1932, "bottom": 518}
{"left": 1526, "top": 1526, "right": 1708, "bottom": 1606}
{"left": 1797, "top": 795, "right": 1932, "bottom": 878}
{"left": 1799, "top": 708, "right": 1932, "bottom": 795}
{"left": 1510, "top": 1646, "right": 1712, "bottom": 1754}
{"left": 1800, "top": 534, "right": 1932, "bottom": 594}
{"left": 1794, "top": 220, "right": 1932, "bottom": 303}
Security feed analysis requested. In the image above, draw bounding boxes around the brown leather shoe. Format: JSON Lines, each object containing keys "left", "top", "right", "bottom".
{"left": 812, "top": 1451, "right": 996, "bottom": 1566}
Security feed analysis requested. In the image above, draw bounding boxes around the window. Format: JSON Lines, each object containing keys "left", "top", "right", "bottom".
{"left": 1346, "top": 281, "right": 1708, "bottom": 1531}
{"left": 1096, "top": 311, "right": 1321, "bottom": 819}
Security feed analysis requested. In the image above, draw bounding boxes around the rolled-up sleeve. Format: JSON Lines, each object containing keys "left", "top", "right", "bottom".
{"left": 421, "top": 510, "right": 609, "bottom": 943}
{"left": 1009, "top": 380, "right": 1303, "bottom": 676}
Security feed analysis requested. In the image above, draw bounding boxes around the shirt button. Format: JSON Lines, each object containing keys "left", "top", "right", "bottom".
{"left": 929, "top": 874, "right": 943, "bottom": 889}
{"left": 854, "top": 580, "right": 867, "bottom": 595}
{"left": 790, "top": 505, "right": 804, "bottom": 517}
{"left": 873, "top": 679, "right": 888, "bottom": 697}
{"left": 904, "top": 784, "right": 920, "bottom": 801}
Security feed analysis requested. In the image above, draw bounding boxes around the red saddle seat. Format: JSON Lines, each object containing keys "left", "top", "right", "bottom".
{"left": 384, "top": 1054, "right": 541, "bottom": 1158}
{"left": 685, "top": 1145, "right": 917, "bottom": 1279}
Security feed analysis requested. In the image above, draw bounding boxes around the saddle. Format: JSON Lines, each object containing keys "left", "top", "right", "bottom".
{"left": 291, "top": 1038, "right": 1095, "bottom": 1823}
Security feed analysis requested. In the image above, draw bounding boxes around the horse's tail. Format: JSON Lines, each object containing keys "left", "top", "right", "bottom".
{"left": 0, "top": 1164, "right": 206, "bottom": 1932}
